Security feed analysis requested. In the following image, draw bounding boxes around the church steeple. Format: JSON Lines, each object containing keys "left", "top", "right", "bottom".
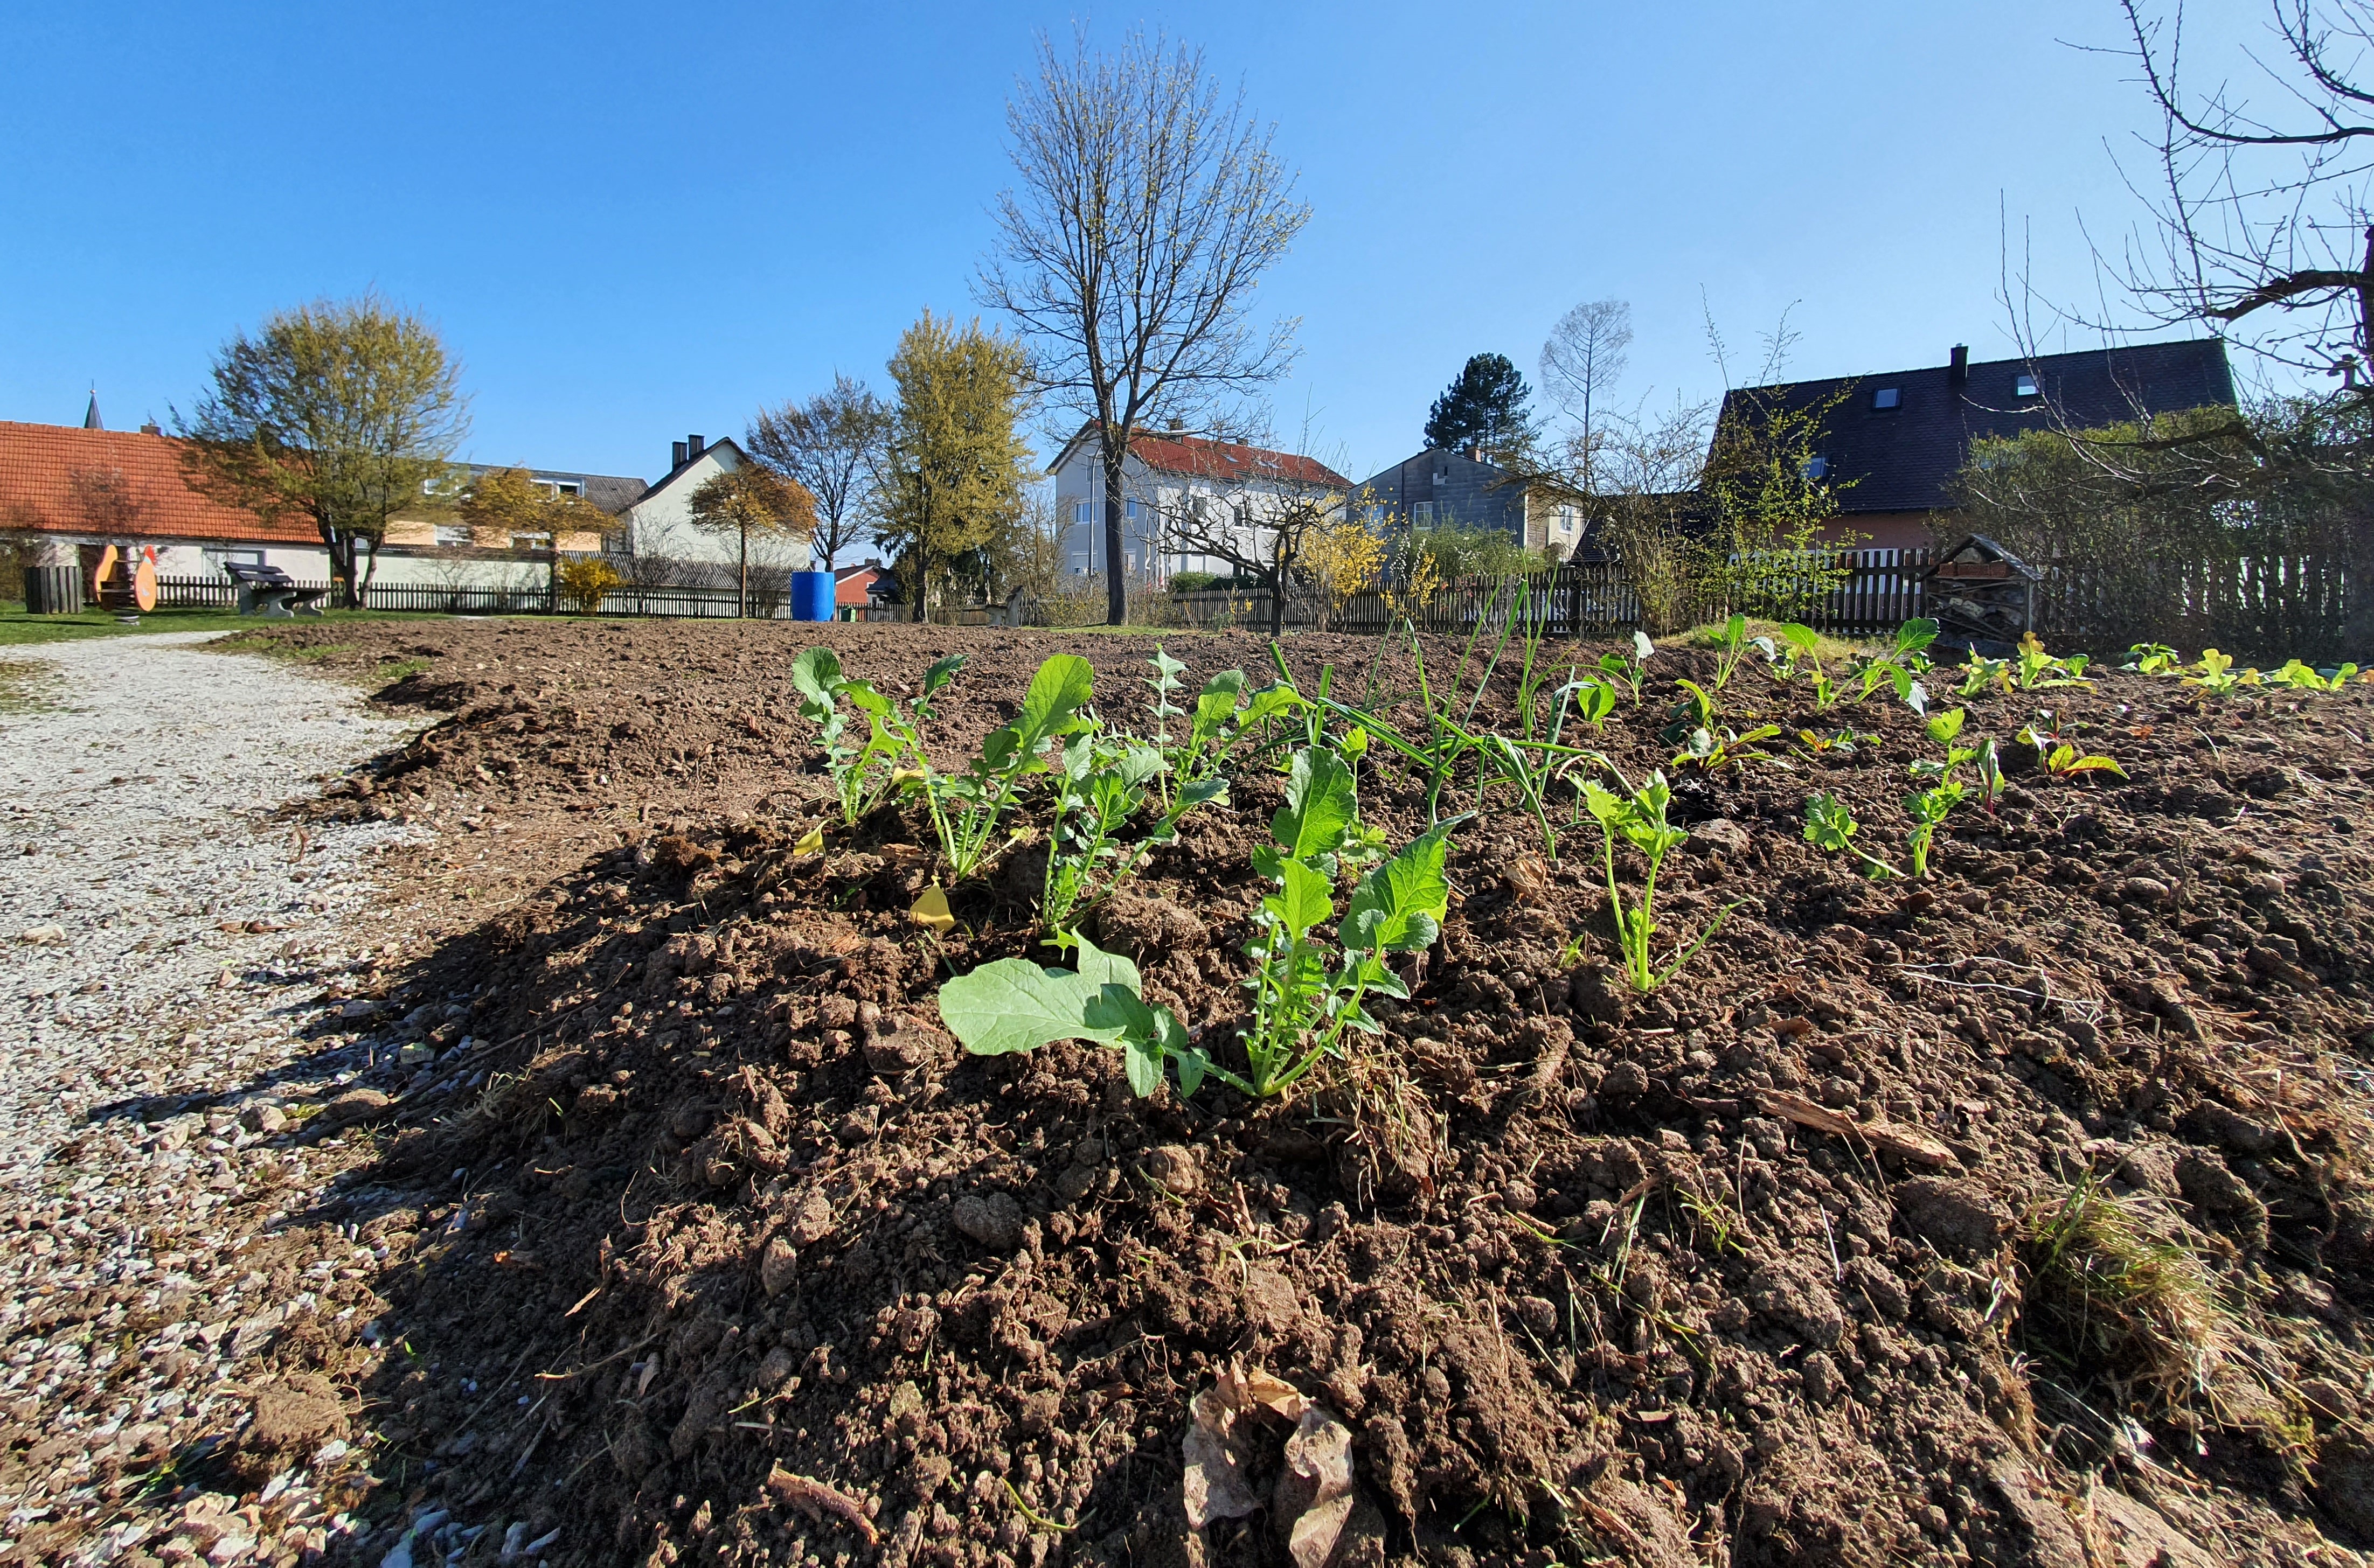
{"left": 83, "top": 389, "right": 102, "bottom": 431}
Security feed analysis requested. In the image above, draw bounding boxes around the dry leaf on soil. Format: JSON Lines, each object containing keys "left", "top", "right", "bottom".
{"left": 1182, "top": 1388, "right": 1260, "bottom": 1529}
{"left": 1276, "top": 1405, "right": 1357, "bottom": 1568}
{"left": 908, "top": 884, "right": 954, "bottom": 933}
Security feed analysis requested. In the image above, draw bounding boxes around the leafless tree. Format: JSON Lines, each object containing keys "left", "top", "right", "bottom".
{"left": 2097, "top": 1, "right": 2374, "bottom": 386}
{"left": 1140, "top": 429, "right": 1347, "bottom": 636}
{"left": 1538, "top": 298, "right": 1632, "bottom": 490}
{"left": 746, "top": 374, "right": 892, "bottom": 572}
{"left": 981, "top": 27, "right": 1311, "bottom": 625}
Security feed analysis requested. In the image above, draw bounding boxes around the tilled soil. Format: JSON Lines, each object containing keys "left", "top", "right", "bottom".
{"left": 120, "top": 618, "right": 2374, "bottom": 1568}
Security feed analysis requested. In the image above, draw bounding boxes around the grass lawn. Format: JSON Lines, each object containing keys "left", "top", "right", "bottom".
{"left": 0, "top": 604, "right": 463, "bottom": 647}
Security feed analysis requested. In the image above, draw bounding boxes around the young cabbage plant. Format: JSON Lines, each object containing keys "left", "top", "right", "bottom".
{"left": 789, "top": 647, "right": 963, "bottom": 826}
{"left": 1239, "top": 748, "right": 1457, "bottom": 1097}
{"left": 1902, "top": 778, "right": 1967, "bottom": 877}
{"left": 1803, "top": 792, "right": 1900, "bottom": 879}
{"left": 1908, "top": 707, "right": 1980, "bottom": 782}
{"left": 936, "top": 933, "right": 1224, "bottom": 1099}
{"left": 915, "top": 653, "right": 1094, "bottom": 881}
{"left": 1853, "top": 618, "right": 1940, "bottom": 704}
{"left": 1794, "top": 727, "right": 1868, "bottom": 757}
{"left": 1671, "top": 723, "right": 1786, "bottom": 772}
{"left": 1039, "top": 734, "right": 1227, "bottom": 935}
{"left": 1709, "top": 613, "right": 1753, "bottom": 691}
{"left": 1762, "top": 622, "right": 1824, "bottom": 683}
{"left": 2122, "top": 642, "right": 2183, "bottom": 675}
{"left": 2036, "top": 743, "right": 2128, "bottom": 782}
{"left": 2266, "top": 658, "right": 2362, "bottom": 692}
{"left": 1598, "top": 630, "right": 1655, "bottom": 705}
{"left": 1579, "top": 769, "right": 1733, "bottom": 991}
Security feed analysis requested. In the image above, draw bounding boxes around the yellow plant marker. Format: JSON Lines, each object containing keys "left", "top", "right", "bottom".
{"left": 793, "top": 825, "right": 825, "bottom": 857}
{"left": 910, "top": 884, "right": 955, "bottom": 933}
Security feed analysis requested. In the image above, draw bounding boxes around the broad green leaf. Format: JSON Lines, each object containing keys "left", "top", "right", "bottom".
{"left": 1172, "top": 1042, "right": 1206, "bottom": 1098}
{"left": 1275, "top": 857, "right": 1335, "bottom": 940}
{"left": 1341, "top": 824, "right": 1454, "bottom": 953}
{"left": 1895, "top": 618, "right": 1939, "bottom": 654}
{"left": 1723, "top": 612, "right": 1746, "bottom": 644}
{"left": 1123, "top": 1033, "right": 1163, "bottom": 1097}
{"left": 1237, "top": 683, "right": 1301, "bottom": 728}
{"left": 1071, "top": 933, "right": 1141, "bottom": 992}
{"left": 1177, "top": 777, "right": 1229, "bottom": 809}
{"left": 1150, "top": 647, "right": 1188, "bottom": 683}
{"left": 1925, "top": 708, "right": 1966, "bottom": 744}
{"left": 790, "top": 647, "right": 844, "bottom": 708}
{"left": 1272, "top": 748, "right": 1357, "bottom": 859}
{"left": 936, "top": 960, "right": 1114, "bottom": 1056}
{"left": 1017, "top": 654, "right": 1095, "bottom": 744}
{"left": 1776, "top": 623, "right": 1820, "bottom": 655}
{"left": 1190, "top": 670, "right": 1247, "bottom": 742}
{"left": 922, "top": 654, "right": 967, "bottom": 694}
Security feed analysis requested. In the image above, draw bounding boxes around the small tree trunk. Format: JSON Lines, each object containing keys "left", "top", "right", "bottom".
{"left": 358, "top": 538, "right": 381, "bottom": 605}
{"left": 738, "top": 527, "right": 749, "bottom": 618}
{"left": 1101, "top": 445, "right": 1129, "bottom": 626}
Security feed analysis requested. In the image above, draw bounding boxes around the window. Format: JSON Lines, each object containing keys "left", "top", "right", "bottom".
{"left": 2015, "top": 374, "right": 2040, "bottom": 399}
{"left": 533, "top": 479, "right": 583, "bottom": 498}
{"left": 1069, "top": 553, "right": 1089, "bottom": 574}
{"left": 1413, "top": 501, "right": 1435, "bottom": 526}
{"left": 434, "top": 525, "right": 473, "bottom": 547}
{"left": 1871, "top": 387, "right": 1901, "bottom": 410}
{"left": 1802, "top": 455, "right": 1829, "bottom": 480}
{"left": 1073, "top": 500, "right": 1093, "bottom": 525}
{"left": 1124, "top": 499, "right": 1139, "bottom": 522}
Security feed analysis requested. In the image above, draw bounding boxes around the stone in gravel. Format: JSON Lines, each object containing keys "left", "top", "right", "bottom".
{"left": 1684, "top": 818, "right": 1751, "bottom": 859}
{"left": 2116, "top": 876, "right": 2173, "bottom": 905}
{"left": 1894, "top": 1176, "right": 2012, "bottom": 1257}
{"left": 1800, "top": 1350, "right": 1844, "bottom": 1406}
{"left": 950, "top": 1191, "right": 1025, "bottom": 1251}
{"left": 15, "top": 925, "right": 66, "bottom": 945}
{"left": 239, "top": 1104, "right": 287, "bottom": 1135}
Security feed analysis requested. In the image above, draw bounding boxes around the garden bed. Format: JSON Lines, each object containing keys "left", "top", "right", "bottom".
{"left": 237, "top": 618, "right": 2374, "bottom": 1566}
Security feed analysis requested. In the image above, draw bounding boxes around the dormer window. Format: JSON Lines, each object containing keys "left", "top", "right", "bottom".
{"left": 1802, "top": 455, "right": 1829, "bottom": 480}
{"left": 1871, "top": 387, "right": 1901, "bottom": 411}
{"left": 2015, "top": 374, "right": 2040, "bottom": 398}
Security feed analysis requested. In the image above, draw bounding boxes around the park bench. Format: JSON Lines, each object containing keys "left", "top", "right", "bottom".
{"left": 224, "top": 561, "right": 330, "bottom": 618}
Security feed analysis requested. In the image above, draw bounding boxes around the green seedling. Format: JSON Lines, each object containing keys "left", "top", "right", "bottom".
{"left": 1975, "top": 736, "right": 2005, "bottom": 816}
{"left": 1040, "top": 734, "right": 1226, "bottom": 934}
{"left": 2123, "top": 642, "right": 2183, "bottom": 675}
{"left": 1579, "top": 769, "right": 1733, "bottom": 991}
{"left": 789, "top": 646, "right": 962, "bottom": 826}
{"left": 1760, "top": 621, "right": 1825, "bottom": 684}
{"left": 2183, "top": 649, "right": 2259, "bottom": 695}
{"left": 1564, "top": 675, "right": 1619, "bottom": 730}
{"left": 2266, "top": 658, "right": 2361, "bottom": 692}
{"left": 1671, "top": 723, "right": 1785, "bottom": 772}
{"left": 936, "top": 933, "right": 1220, "bottom": 1099}
{"left": 2037, "top": 744, "right": 2128, "bottom": 782}
{"left": 1598, "top": 630, "right": 1655, "bottom": 705}
{"left": 1709, "top": 612, "right": 1753, "bottom": 691}
{"left": 1794, "top": 728, "right": 1867, "bottom": 756}
{"left": 1908, "top": 706, "right": 1979, "bottom": 782}
{"left": 1902, "top": 778, "right": 1966, "bottom": 877}
{"left": 914, "top": 653, "right": 1094, "bottom": 881}
{"left": 1957, "top": 650, "right": 2011, "bottom": 699}
{"left": 1239, "top": 747, "right": 1457, "bottom": 1097}
{"left": 1852, "top": 617, "right": 1940, "bottom": 705}
{"left": 1803, "top": 792, "right": 1900, "bottom": 879}
{"left": 1663, "top": 678, "right": 1718, "bottom": 745}
{"left": 2014, "top": 632, "right": 2092, "bottom": 690}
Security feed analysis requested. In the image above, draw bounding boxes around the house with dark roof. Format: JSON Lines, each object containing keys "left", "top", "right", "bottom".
{"left": 1713, "top": 338, "right": 2238, "bottom": 551}
{"left": 1049, "top": 423, "right": 1353, "bottom": 586}
{"left": 1355, "top": 447, "right": 1588, "bottom": 556}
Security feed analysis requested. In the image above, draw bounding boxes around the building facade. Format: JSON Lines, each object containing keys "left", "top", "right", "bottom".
{"left": 1355, "top": 447, "right": 1586, "bottom": 555}
{"left": 1049, "top": 424, "right": 1353, "bottom": 587}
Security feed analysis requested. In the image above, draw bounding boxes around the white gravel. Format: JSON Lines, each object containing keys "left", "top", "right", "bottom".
{"left": 0, "top": 632, "right": 425, "bottom": 1565}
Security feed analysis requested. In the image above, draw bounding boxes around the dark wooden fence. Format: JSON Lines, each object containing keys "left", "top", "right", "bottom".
{"left": 157, "top": 576, "right": 763, "bottom": 619}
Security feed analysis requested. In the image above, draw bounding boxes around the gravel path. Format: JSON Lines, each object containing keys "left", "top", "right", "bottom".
{"left": 0, "top": 633, "right": 423, "bottom": 1566}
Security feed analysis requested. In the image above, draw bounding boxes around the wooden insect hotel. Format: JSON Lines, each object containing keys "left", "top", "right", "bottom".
{"left": 1921, "top": 534, "right": 2042, "bottom": 649}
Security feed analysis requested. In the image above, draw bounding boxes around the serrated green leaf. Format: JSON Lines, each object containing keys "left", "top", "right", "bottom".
{"left": 1341, "top": 824, "right": 1454, "bottom": 953}
{"left": 1273, "top": 858, "right": 1335, "bottom": 940}
{"left": 1272, "top": 748, "right": 1357, "bottom": 859}
{"left": 1926, "top": 708, "right": 1966, "bottom": 744}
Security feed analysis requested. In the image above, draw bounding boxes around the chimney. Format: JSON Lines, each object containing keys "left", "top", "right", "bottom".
{"left": 140, "top": 422, "right": 160, "bottom": 436}
{"left": 671, "top": 440, "right": 689, "bottom": 468}
{"left": 687, "top": 433, "right": 706, "bottom": 459}
{"left": 1948, "top": 345, "right": 1969, "bottom": 387}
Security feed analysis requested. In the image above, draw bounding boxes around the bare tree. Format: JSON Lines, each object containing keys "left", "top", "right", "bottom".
{"left": 981, "top": 27, "right": 1310, "bottom": 625}
{"left": 747, "top": 374, "right": 892, "bottom": 572}
{"left": 1538, "top": 298, "right": 1632, "bottom": 489}
{"left": 2101, "top": 1, "right": 2374, "bottom": 386}
{"left": 1142, "top": 429, "right": 1347, "bottom": 635}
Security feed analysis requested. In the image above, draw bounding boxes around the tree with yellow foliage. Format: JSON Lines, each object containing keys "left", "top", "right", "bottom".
{"left": 689, "top": 466, "right": 817, "bottom": 617}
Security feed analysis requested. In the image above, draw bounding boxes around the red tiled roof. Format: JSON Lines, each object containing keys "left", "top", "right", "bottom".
{"left": 1060, "top": 423, "right": 1351, "bottom": 490}
{"left": 0, "top": 421, "right": 319, "bottom": 546}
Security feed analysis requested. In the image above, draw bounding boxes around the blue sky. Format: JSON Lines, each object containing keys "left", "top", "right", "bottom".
{"left": 0, "top": 2, "right": 2257, "bottom": 486}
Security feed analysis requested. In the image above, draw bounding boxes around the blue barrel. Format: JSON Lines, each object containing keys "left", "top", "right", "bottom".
{"left": 790, "top": 570, "right": 835, "bottom": 622}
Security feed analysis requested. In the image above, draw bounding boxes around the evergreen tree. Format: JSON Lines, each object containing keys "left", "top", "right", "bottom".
{"left": 1423, "top": 352, "right": 1536, "bottom": 462}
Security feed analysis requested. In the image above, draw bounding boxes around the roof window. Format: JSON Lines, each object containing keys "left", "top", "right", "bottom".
{"left": 1802, "top": 455, "right": 1829, "bottom": 480}
{"left": 2015, "top": 374, "right": 2040, "bottom": 398}
{"left": 1871, "top": 387, "right": 1901, "bottom": 411}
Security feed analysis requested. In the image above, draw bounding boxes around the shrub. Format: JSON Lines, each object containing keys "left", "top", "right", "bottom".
{"left": 1169, "top": 570, "right": 1224, "bottom": 595}
{"left": 554, "top": 557, "right": 623, "bottom": 614}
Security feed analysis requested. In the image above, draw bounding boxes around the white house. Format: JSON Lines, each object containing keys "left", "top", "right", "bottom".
{"left": 1048, "top": 423, "right": 1355, "bottom": 588}
{"left": 623, "top": 433, "right": 816, "bottom": 575}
